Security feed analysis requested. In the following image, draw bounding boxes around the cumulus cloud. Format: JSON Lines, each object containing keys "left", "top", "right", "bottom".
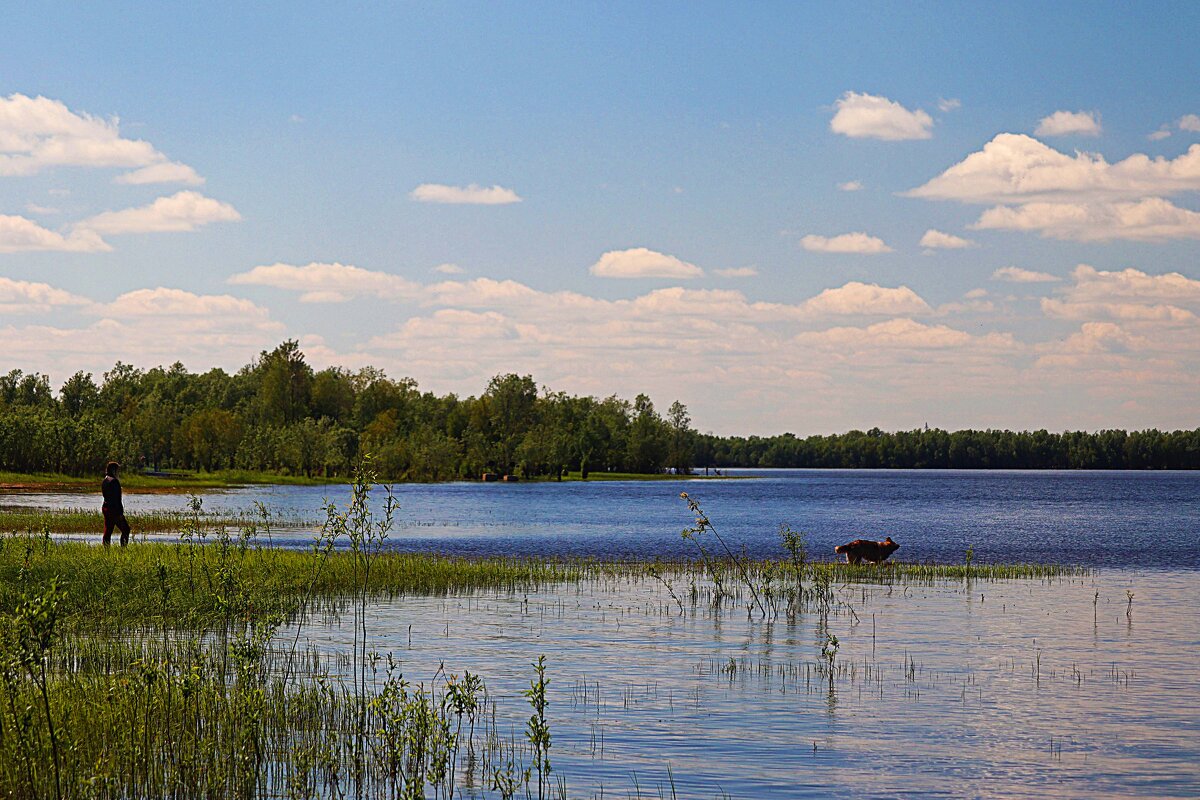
{"left": 0, "top": 276, "right": 92, "bottom": 314}
{"left": 77, "top": 191, "right": 241, "bottom": 235}
{"left": 802, "top": 282, "right": 931, "bottom": 316}
{"left": 94, "top": 287, "right": 273, "bottom": 319}
{"left": 919, "top": 229, "right": 975, "bottom": 249}
{"left": 1180, "top": 114, "right": 1200, "bottom": 133}
{"left": 907, "top": 134, "right": 1200, "bottom": 204}
{"left": 589, "top": 247, "right": 703, "bottom": 278}
{"left": 1148, "top": 129, "right": 1172, "bottom": 142}
{"left": 837, "top": 180, "right": 863, "bottom": 191}
{"left": 992, "top": 266, "right": 1060, "bottom": 283}
{"left": 410, "top": 183, "right": 522, "bottom": 205}
{"left": 2, "top": 290, "right": 283, "bottom": 385}
{"left": 1037, "top": 264, "right": 1200, "bottom": 326}
{"left": 18, "top": 261, "right": 1198, "bottom": 433}
{"left": 1064, "top": 263, "right": 1200, "bottom": 305}
{"left": 1035, "top": 110, "right": 1102, "bottom": 137}
{"left": 910, "top": 134, "right": 1200, "bottom": 242}
{"left": 829, "top": 92, "right": 933, "bottom": 140}
{"left": 228, "top": 262, "right": 419, "bottom": 303}
{"left": 0, "top": 214, "right": 111, "bottom": 253}
{"left": 972, "top": 197, "right": 1200, "bottom": 241}
{"left": 114, "top": 161, "right": 204, "bottom": 185}
{"left": 1041, "top": 297, "right": 1196, "bottom": 323}
{"left": 795, "top": 317, "right": 1012, "bottom": 351}
{"left": 0, "top": 93, "right": 197, "bottom": 178}
{"left": 433, "top": 263, "right": 464, "bottom": 274}
{"left": 714, "top": 267, "right": 758, "bottom": 278}
{"left": 800, "top": 232, "right": 893, "bottom": 254}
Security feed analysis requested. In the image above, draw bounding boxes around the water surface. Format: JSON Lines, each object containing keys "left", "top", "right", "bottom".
{"left": 8, "top": 469, "right": 1199, "bottom": 568}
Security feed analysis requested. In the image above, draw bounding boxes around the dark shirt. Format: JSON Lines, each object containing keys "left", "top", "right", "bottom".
{"left": 102, "top": 475, "right": 123, "bottom": 511}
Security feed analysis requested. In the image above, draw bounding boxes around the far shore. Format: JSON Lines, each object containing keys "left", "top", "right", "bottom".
{"left": 0, "top": 468, "right": 739, "bottom": 493}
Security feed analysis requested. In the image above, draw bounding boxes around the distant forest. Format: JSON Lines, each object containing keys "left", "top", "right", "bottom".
{"left": 1, "top": 341, "right": 1197, "bottom": 479}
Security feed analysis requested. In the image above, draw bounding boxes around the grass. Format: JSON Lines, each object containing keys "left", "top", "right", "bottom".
{"left": 0, "top": 536, "right": 590, "bottom": 628}
{"left": 0, "top": 507, "right": 262, "bottom": 535}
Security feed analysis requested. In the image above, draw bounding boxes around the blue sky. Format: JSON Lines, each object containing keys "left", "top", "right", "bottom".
{"left": 2, "top": 2, "right": 1199, "bottom": 434}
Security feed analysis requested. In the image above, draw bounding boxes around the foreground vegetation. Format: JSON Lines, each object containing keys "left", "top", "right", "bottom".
{"left": 3, "top": 342, "right": 1197, "bottom": 487}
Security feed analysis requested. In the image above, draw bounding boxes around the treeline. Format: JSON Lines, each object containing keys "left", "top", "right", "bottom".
{"left": 0, "top": 341, "right": 696, "bottom": 480}
{"left": 1, "top": 341, "right": 1197, "bottom": 480}
{"left": 697, "top": 427, "right": 1200, "bottom": 470}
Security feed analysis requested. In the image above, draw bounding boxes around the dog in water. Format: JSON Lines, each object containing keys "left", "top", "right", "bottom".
{"left": 834, "top": 537, "right": 899, "bottom": 564}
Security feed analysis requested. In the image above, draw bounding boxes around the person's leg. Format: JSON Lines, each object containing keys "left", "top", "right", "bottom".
{"left": 102, "top": 505, "right": 114, "bottom": 546}
{"left": 118, "top": 514, "right": 131, "bottom": 547}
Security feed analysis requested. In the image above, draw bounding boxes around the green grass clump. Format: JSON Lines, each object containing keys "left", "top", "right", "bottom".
{"left": 0, "top": 507, "right": 249, "bottom": 536}
{"left": 0, "top": 535, "right": 586, "bottom": 628}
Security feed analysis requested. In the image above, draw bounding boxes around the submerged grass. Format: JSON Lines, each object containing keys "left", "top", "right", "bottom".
{"left": 0, "top": 507, "right": 258, "bottom": 536}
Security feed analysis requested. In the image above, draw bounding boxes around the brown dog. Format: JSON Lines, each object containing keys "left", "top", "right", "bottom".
{"left": 834, "top": 537, "right": 899, "bottom": 564}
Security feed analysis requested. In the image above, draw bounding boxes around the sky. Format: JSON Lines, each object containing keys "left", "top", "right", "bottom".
{"left": 1, "top": 2, "right": 1199, "bottom": 435}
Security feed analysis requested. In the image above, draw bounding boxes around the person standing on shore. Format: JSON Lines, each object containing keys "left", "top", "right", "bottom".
{"left": 102, "top": 461, "right": 131, "bottom": 547}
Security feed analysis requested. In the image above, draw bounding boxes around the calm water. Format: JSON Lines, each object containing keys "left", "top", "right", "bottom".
{"left": 7, "top": 470, "right": 1200, "bottom": 797}
{"left": 8, "top": 469, "right": 1200, "bottom": 568}
{"left": 295, "top": 569, "right": 1200, "bottom": 799}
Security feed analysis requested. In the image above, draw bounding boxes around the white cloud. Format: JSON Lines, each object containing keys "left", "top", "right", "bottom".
{"left": 94, "top": 287, "right": 273, "bottom": 319}
{"left": 800, "top": 232, "right": 893, "bottom": 254}
{"left": 910, "top": 134, "right": 1200, "bottom": 242}
{"left": 964, "top": 288, "right": 988, "bottom": 299}
{"left": 228, "top": 262, "right": 419, "bottom": 303}
{"left": 802, "top": 282, "right": 931, "bottom": 316}
{"left": 0, "top": 93, "right": 196, "bottom": 178}
{"left": 77, "top": 190, "right": 241, "bottom": 235}
{"left": 589, "top": 247, "right": 703, "bottom": 278}
{"left": 1180, "top": 114, "right": 1200, "bottom": 133}
{"left": 794, "top": 317, "right": 1016, "bottom": 353}
{"left": 114, "top": 161, "right": 204, "bottom": 186}
{"left": 1041, "top": 298, "right": 1195, "bottom": 323}
{"left": 0, "top": 276, "right": 92, "bottom": 314}
{"left": 1064, "top": 263, "right": 1200, "bottom": 305}
{"left": 829, "top": 92, "right": 933, "bottom": 141}
{"left": 1, "top": 290, "right": 283, "bottom": 384}
{"left": 972, "top": 197, "right": 1200, "bottom": 241}
{"left": 938, "top": 98, "right": 962, "bottom": 113}
{"left": 410, "top": 183, "right": 522, "bottom": 205}
{"left": 906, "top": 134, "right": 1200, "bottom": 204}
{"left": 714, "top": 267, "right": 758, "bottom": 278}
{"left": 433, "top": 263, "right": 464, "bottom": 274}
{"left": 1037, "top": 264, "right": 1200, "bottom": 326}
{"left": 837, "top": 180, "right": 863, "bottom": 191}
{"left": 25, "top": 204, "right": 59, "bottom": 214}
{"left": 919, "top": 229, "right": 975, "bottom": 249}
{"left": 0, "top": 214, "right": 111, "bottom": 253}
{"left": 1148, "top": 129, "right": 1172, "bottom": 141}
{"left": 992, "top": 266, "right": 1060, "bottom": 283}
{"left": 1035, "top": 110, "right": 1102, "bottom": 137}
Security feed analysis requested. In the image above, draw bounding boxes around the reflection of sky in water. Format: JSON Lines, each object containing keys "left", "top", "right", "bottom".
{"left": 293, "top": 570, "right": 1199, "bottom": 799}
{"left": 8, "top": 469, "right": 1200, "bottom": 568}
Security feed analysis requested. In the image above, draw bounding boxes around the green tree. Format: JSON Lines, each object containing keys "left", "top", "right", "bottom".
{"left": 59, "top": 371, "right": 100, "bottom": 417}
